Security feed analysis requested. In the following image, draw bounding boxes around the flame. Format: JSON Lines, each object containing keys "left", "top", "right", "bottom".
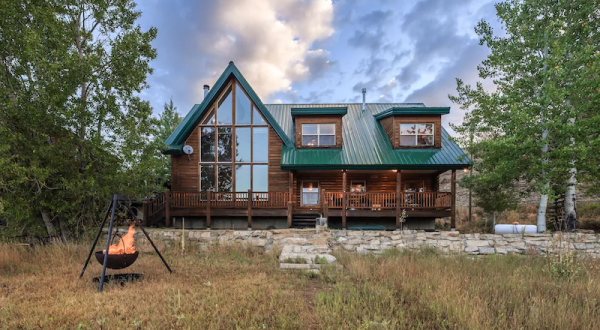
{"left": 108, "top": 225, "right": 136, "bottom": 255}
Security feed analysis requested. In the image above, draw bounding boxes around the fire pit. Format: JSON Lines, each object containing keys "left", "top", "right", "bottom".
{"left": 94, "top": 251, "right": 139, "bottom": 269}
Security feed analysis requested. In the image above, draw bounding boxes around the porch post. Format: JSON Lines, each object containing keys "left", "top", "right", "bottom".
{"left": 395, "top": 170, "right": 401, "bottom": 230}
{"left": 165, "top": 189, "right": 171, "bottom": 227}
{"left": 342, "top": 170, "right": 347, "bottom": 229}
{"left": 287, "top": 171, "right": 293, "bottom": 228}
{"left": 322, "top": 189, "right": 328, "bottom": 222}
{"left": 247, "top": 189, "right": 252, "bottom": 230}
{"left": 451, "top": 169, "right": 456, "bottom": 230}
{"left": 206, "top": 189, "right": 212, "bottom": 229}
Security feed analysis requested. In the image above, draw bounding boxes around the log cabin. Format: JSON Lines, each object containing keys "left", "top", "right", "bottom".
{"left": 144, "top": 61, "right": 470, "bottom": 230}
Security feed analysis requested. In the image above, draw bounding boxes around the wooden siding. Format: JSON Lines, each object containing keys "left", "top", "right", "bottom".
{"left": 393, "top": 114, "right": 442, "bottom": 149}
{"left": 294, "top": 115, "right": 343, "bottom": 149}
{"left": 171, "top": 126, "right": 200, "bottom": 192}
{"left": 380, "top": 116, "right": 395, "bottom": 147}
{"left": 268, "top": 127, "right": 288, "bottom": 192}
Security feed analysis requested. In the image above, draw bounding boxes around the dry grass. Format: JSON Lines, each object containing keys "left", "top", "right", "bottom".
{"left": 2, "top": 241, "right": 600, "bottom": 329}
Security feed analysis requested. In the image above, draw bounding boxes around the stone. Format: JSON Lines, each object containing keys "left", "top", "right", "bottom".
{"left": 479, "top": 247, "right": 496, "bottom": 254}
{"left": 309, "top": 238, "right": 327, "bottom": 245}
{"left": 465, "top": 240, "right": 489, "bottom": 247}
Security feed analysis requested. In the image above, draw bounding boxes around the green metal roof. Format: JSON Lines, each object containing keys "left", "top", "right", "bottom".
{"left": 265, "top": 103, "right": 471, "bottom": 170}
{"left": 373, "top": 107, "right": 450, "bottom": 119}
{"left": 291, "top": 107, "right": 347, "bottom": 116}
{"left": 163, "top": 62, "right": 293, "bottom": 154}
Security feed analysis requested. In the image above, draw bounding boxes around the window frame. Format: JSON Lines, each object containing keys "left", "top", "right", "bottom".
{"left": 301, "top": 180, "right": 320, "bottom": 206}
{"left": 198, "top": 81, "right": 270, "bottom": 192}
{"left": 301, "top": 123, "right": 336, "bottom": 147}
{"left": 399, "top": 123, "right": 435, "bottom": 147}
{"left": 350, "top": 180, "right": 367, "bottom": 193}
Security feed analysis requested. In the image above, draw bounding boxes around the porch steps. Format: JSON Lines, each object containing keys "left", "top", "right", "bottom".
{"left": 291, "top": 215, "right": 318, "bottom": 229}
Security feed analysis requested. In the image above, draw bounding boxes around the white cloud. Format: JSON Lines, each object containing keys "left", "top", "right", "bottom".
{"left": 140, "top": 0, "right": 334, "bottom": 110}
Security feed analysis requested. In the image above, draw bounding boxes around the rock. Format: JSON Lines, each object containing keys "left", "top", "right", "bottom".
{"left": 465, "top": 240, "right": 490, "bottom": 247}
{"left": 479, "top": 247, "right": 496, "bottom": 254}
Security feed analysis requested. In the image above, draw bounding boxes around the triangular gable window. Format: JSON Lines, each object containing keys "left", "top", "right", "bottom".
{"left": 201, "top": 108, "right": 215, "bottom": 125}
{"left": 253, "top": 106, "right": 266, "bottom": 125}
{"left": 217, "top": 85, "right": 233, "bottom": 125}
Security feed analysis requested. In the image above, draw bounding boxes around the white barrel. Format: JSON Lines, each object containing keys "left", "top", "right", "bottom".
{"left": 494, "top": 224, "right": 537, "bottom": 234}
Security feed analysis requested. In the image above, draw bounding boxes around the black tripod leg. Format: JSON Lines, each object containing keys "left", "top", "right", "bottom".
{"left": 99, "top": 195, "right": 118, "bottom": 292}
{"left": 79, "top": 200, "right": 113, "bottom": 278}
{"left": 124, "top": 204, "right": 172, "bottom": 274}
{"left": 139, "top": 224, "right": 173, "bottom": 274}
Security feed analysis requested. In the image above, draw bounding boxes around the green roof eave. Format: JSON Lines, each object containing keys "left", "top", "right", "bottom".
{"left": 291, "top": 107, "right": 348, "bottom": 116}
{"left": 373, "top": 107, "right": 451, "bottom": 120}
{"left": 163, "top": 62, "right": 294, "bottom": 154}
{"left": 280, "top": 164, "right": 470, "bottom": 170}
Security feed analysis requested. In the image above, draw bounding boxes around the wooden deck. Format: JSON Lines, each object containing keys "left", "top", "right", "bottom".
{"left": 144, "top": 190, "right": 453, "bottom": 229}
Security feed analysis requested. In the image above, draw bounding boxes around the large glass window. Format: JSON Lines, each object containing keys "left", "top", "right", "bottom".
{"left": 217, "top": 86, "right": 233, "bottom": 125}
{"left": 200, "top": 165, "right": 215, "bottom": 191}
{"left": 302, "top": 181, "right": 319, "bottom": 205}
{"left": 198, "top": 82, "right": 269, "bottom": 192}
{"left": 236, "top": 89, "right": 251, "bottom": 125}
{"left": 235, "top": 127, "right": 251, "bottom": 162}
{"left": 400, "top": 123, "right": 434, "bottom": 146}
{"left": 253, "top": 165, "right": 268, "bottom": 191}
{"left": 200, "top": 127, "right": 215, "bottom": 162}
{"left": 253, "top": 127, "right": 268, "bottom": 162}
{"left": 302, "top": 123, "right": 335, "bottom": 146}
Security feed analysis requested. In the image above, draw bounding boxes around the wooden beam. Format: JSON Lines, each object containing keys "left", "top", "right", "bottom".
{"left": 451, "top": 169, "right": 456, "bottom": 229}
{"left": 247, "top": 189, "right": 252, "bottom": 229}
{"left": 322, "top": 189, "right": 328, "bottom": 222}
{"left": 287, "top": 201, "right": 293, "bottom": 228}
{"left": 395, "top": 170, "right": 401, "bottom": 229}
{"left": 165, "top": 189, "right": 171, "bottom": 227}
{"left": 342, "top": 171, "right": 347, "bottom": 229}
{"left": 206, "top": 189, "right": 212, "bottom": 229}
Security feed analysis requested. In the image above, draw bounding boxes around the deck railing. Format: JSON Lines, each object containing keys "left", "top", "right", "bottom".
{"left": 325, "top": 191, "right": 451, "bottom": 210}
{"left": 169, "top": 191, "right": 289, "bottom": 209}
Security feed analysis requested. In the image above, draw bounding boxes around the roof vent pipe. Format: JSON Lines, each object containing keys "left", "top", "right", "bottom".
{"left": 203, "top": 85, "right": 210, "bottom": 99}
{"left": 362, "top": 88, "right": 366, "bottom": 111}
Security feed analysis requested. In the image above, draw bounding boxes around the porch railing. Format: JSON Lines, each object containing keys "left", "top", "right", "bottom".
{"left": 325, "top": 191, "right": 451, "bottom": 210}
{"left": 169, "top": 191, "right": 289, "bottom": 209}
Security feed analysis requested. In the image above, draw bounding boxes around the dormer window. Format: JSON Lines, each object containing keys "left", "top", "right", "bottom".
{"left": 302, "top": 123, "right": 335, "bottom": 146}
{"left": 400, "top": 123, "right": 434, "bottom": 146}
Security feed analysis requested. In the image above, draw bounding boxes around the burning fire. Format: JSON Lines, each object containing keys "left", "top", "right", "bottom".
{"left": 107, "top": 225, "right": 136, "bottom": 255}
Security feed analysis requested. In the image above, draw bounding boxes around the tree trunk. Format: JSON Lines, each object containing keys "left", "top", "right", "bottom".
{"left": 564, "top": 84, "right": 577, "bottom": 227}
{"left": 40, "top": 211, "right": 56, "bottom": 239}
{"left": 493, "top": 212, "right": 497, "bottom": 228}
{"left": 536, "top": 32, "right": 549, "bottom": 233}
{"left": 57, "top": 217, "right": 69, "bottom": 243}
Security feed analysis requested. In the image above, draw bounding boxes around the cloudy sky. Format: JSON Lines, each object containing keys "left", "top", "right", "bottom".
{"left": 137, "top": 0, "right": 502, "bottom": 133}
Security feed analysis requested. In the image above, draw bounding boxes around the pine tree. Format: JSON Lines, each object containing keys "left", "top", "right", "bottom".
{"left": 155, "top": 98, "right": 182, "bottom": 187}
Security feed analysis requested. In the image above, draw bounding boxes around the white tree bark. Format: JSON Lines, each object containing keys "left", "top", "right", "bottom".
{"left": 564, "top": 112, "right": 577, "bottom": 225}
{"left": 40, "top": 211, "right": 56, "bottom": 238}
{"left": 536, "top": 33, "right": 549, "bottom": 233}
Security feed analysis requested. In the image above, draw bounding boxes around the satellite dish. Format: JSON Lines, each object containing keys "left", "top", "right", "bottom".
{"left": 183, "top": 145, "right": 194, "bottom": 155}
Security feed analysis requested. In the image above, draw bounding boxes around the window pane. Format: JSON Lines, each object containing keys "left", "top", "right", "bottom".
{"left": 253, "top": 106, "right": 266, "bottom": 124}
{"left": 252, "top": 165, "right": 268, "bottom": 191}
{"left": 319, "top": 124, "right": 335, "bottom": 135}
{"left": 217, "top": 127, "right": 232, "bottom": 162}
{"left": 235, "top": 86, "right": 251, "bottom": 124}
{"left": 302, "top": 181, "right": 319, "bottom": 192}
{"left": 235, "top": 165, "right": 251, "bottom": 192}
{"left": 217, "top": 165, "right": 232, "bottom": 192}
{"left": 319, "top": 135, "right": 335, "bottom": 146}
{"left": 417, "top": 135, "right": 434, "bottom": 146}
{"left": 302, "top": 193, "right": 319, "bottom": 205}
{"left": 200, "top": 127, "right": 215, "bottom": 162}
{"left": 302, "top": 135, "right": 318, "bottom": 146}
{"left": 302, "top": 124, "right": 318, "bottom": 135}
{"left": 418, "top": 123, "right": 433, "bottom": 135}
{"left": 217, "top": 86, "right": 233, "bottom": 125}
{"left": 351, "top": 181, "right": 366, "bottom": 192}
{"left": 235, "top": 127, "right": 251, "bottom": 162}
{"left": 253, "top": 127, "right": 268, "bottom": 162}
{"left": 200, "top": 165, "right": 215, "bottom": 191}
{"left": 201, "top": 108, "right": 215, "bottom": 125}
{"left": 400, "top": 135, "right": 417, "bottom": 146}
{"left": 400, "top": 124, "right": 416, "bottom": 135}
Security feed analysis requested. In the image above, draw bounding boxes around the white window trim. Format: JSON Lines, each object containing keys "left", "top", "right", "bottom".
{"left": 301, "top": 123, "right": 336, "bottom": 146}
{"left": 399, "top": 123, "right": 435, "bottom": 146}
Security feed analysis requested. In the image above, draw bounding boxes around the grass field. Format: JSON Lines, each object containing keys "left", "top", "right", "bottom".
{"left": 2, "top": 241, "right": 600, "bottom": 329}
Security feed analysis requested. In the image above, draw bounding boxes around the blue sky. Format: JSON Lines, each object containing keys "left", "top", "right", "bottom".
{"left": 138, "top": 0, "right": 501, "bottom": 133}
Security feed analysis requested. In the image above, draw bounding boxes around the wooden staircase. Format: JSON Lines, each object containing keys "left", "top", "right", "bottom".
{"left": 144, "top": 192, "right": 167, "bottom": 226}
